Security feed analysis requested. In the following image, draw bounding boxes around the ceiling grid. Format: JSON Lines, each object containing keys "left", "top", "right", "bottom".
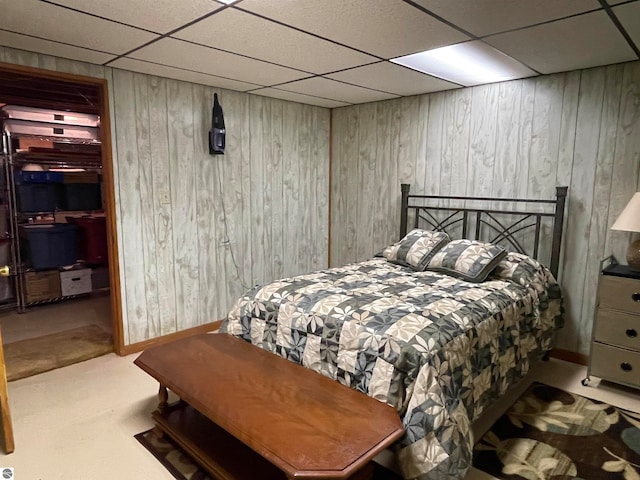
{"left": 0, "top": 0, "right": 637, "bottom": 107}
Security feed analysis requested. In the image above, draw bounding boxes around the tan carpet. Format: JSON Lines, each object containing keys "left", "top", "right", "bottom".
{"left": 4, "top": 324, "right": 113, "bottom": 382}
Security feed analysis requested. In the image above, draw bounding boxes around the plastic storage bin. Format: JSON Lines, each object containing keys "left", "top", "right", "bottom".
{"left": 15, "top": 183, "right": 60, "bottom": 212}
{"left": 0, "top": 277, "right": 13, "bottom": 303}
{"left": 60, "top": 183, "right": 102, "bottom": 211}
{"left": 14, "top": 171, "right": 64, "bottom": 184}
{"left": 66, "top": 216, "right": 107, "bottom": 265}
{"left": 20, "top": 223, "right": 78, "bottom": 270}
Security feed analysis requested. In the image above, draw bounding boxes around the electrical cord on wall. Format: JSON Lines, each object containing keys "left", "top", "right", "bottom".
{"left": 215, "top": 158, "right": 253, "bottom": 292}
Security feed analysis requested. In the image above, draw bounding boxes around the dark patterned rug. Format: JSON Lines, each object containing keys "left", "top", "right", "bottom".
{"left": 136, "top": 383, "right": 640, "bottom": 480}
{"left": 135, "top": 429, "right": 403, "bottom": 480}
{"left": 473, "top": 382, "right": 640, "bottom": 479}
{"left": 135, "top": 430, "right": 213, "bottom": 480}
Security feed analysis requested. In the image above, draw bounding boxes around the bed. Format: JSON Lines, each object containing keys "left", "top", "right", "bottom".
{"left": 220, "top": 184, "right": 568, "bottom": 480}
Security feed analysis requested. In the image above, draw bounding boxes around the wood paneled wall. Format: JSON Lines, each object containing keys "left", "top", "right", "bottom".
{"left": 331, "top": 61, "right": 640, "bottom": 355}
{"left": 0, "top": 46, "right": 330, "bottom": 345}
{"left": 3, "top": 43, "right": 639, "bottom": 355}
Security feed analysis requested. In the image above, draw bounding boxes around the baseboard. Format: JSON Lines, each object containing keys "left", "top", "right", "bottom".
{"left": 118, "top": 320, "right": 223, "bottom": 356}
{"left": 549, "top": 348, "right": 588, "bottom": 366}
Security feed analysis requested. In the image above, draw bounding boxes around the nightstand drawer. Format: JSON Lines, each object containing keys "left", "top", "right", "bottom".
{"left": 590, "top": 343, "right": 640, "bottom": 388}
{"left": 598, "top": 275, "right": 640, "bottom": 314}
{"left": 594, "top": 309, "right": 640, "bottom": 350}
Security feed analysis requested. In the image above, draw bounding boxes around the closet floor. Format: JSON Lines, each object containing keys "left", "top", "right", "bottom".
{"left": 0, "top": 292, "right": 112, "bottom": 344}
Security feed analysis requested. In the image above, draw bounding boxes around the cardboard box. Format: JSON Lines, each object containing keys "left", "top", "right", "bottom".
{"left": 60, "top": 268, "right": 92, "bottom": 297}
{"left": 1, "top": 105, "right": 100, "bottom": 127}
{"left": 63, "top": 172, "right": 100, "bottom": 184}
{"left": 22, "top": 270, "right": 61, "bottom": 303}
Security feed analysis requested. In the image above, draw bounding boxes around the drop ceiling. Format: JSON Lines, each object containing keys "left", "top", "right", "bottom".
{"left": 0, "top": 0, "right": 638, "bottom": 108}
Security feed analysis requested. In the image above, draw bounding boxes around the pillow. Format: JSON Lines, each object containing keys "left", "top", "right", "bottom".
{"left": 427, "top": 239, "right": 507, "bottom": 283}
{"left": 490, "top": 252, "right": 544, "bottom": 286}
{"left": 383, "top": 229, "right": 449, "bottom": 271}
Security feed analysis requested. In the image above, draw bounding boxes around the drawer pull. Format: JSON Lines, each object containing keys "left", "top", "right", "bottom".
{"left": 627, "top": 329, "right": 638, "bottom": 338}
{"left": 632, "top": 293, "right": 640, "bottom": 302}
{"left": 620, "top": 362, "right": 633, "bottom": 372}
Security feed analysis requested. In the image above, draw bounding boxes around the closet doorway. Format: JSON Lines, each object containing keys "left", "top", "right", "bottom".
{"left": 0, "top": 62, "right": 123, "bottom": 385}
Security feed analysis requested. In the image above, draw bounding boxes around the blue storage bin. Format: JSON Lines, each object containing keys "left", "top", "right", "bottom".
{"left": 14, "top": 171, "right": 64, "bottom": 185}
{"left": 60, "top": 183, "right": 102, "bottom": 211}
{"left": 15, "top": 184, "right": 60, "bottom": 212}
{"left": 20, "top": 223, "right": 78, "bottom": 270}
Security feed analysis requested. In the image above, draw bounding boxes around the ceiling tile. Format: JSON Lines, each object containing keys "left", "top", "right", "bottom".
{"left": 250, "top": 88, "right": 350, "bottom": 108}
{"left": 278, "top": 77, "right": 399, "bottom": 104}
{"left": 614, "top": 2, "right": 640, "bottom": 46}
{"left": 0, "top": 30, "right": 115, "bottom": 65}
{"left": 130, "top": 38, "right": 310, "bottom": 86}
{"left": 417, "top": 0, "right": 601, "bottom": 37}
{"left": 174, "top": 8, "right": 377, "bottom": 74}
{"left": 238, "top": 0, "right": 469, "bottom": 58}
{"left": 109, "top": 57, "right": 261, "bottom": 91}
{"left": 485, "top": 11, "right": 637, "bottom": 74}
{"left": 48, "top": 0, "right": 223, "bottom": 34}
{"left": 606, "top": 0, "right": 636, "bottom": 4}
{"left": 0, "top": 0, "right": 157, "bottom": 55}
{"left": 327, "top": 61, "right": 460, "bottom": 96}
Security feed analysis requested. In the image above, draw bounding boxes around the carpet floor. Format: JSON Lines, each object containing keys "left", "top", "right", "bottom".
{"left": 473, "top": 382, "right": 640, "bottom": 479}
{"left": 4, "top": 324, "right": 113, "bottom": 382}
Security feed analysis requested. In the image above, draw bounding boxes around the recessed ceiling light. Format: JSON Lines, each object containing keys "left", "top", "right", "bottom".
{"left": 217, "top": 0, "right": 239, "bottom": 4}
{"left": 391, "top": 41, "right": 536, "bottom": 87}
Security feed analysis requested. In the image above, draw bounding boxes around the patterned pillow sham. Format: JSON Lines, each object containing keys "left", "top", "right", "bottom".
{"left": 490, "top": 251, "right": 545, "bottom": 286}
{"left": 427, "top": 239, "right": 507, "bottom": 282}
{"left": 383, "top": 229, "right": 450, "bottom": 271}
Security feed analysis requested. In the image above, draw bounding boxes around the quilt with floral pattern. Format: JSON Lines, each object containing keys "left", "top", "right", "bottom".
{"left": 221, "top": 254, "right": 563, "bottom": 480}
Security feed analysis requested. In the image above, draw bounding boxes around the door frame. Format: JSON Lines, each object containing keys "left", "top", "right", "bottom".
{"left": 0, "top": 61, "right": 124, "bottom": 355}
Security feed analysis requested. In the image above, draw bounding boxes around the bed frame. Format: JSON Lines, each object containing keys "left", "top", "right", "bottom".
{"left": 399, "top": 184, "right": 568, "bottom": 278}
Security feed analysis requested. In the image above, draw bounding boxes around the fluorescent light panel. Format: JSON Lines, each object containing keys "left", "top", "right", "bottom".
{"left": 391, "top": 41, "right": 536, "bottom": 87}
{"left": 217, "top": 0, "right": 239, "bottom": 4}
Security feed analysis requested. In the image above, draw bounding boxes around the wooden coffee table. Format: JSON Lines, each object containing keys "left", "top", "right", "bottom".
{"left": 135, "top": 333, "right": 404, "bottom": 480}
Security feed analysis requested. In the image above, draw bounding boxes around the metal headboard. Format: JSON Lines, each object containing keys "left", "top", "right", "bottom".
{"left": 399, "top": 184, "right": 568, "bottom": 278}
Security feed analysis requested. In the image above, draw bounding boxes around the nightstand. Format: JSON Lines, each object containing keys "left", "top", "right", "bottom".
{"left": 583, "top": 261, "right": 640, "bottom": 389}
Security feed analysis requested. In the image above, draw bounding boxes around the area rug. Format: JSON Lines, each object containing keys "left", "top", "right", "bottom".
{"left": 135, "top": 429, "right": 403, "bottom": 480}
{"left": 473, "top": 382, "right": 640, "bottom": 479}
{"left": 4, "top": 324, "right": 112, "bottom": 381}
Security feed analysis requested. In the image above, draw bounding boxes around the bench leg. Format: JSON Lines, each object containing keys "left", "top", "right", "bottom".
{"left": 152, "top": 384, "right": 169, "bottom": 439}
{"left": 156, "top": 384, "right": 169, "bottom": 413}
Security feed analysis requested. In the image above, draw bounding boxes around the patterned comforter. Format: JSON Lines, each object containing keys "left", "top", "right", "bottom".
{"left": 221, "top": 253, "right": 563, "bottom": 479}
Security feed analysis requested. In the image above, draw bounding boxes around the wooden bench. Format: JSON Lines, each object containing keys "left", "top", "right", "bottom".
{"left": 134, "top": 333, "right": 404, "bottom": 480}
